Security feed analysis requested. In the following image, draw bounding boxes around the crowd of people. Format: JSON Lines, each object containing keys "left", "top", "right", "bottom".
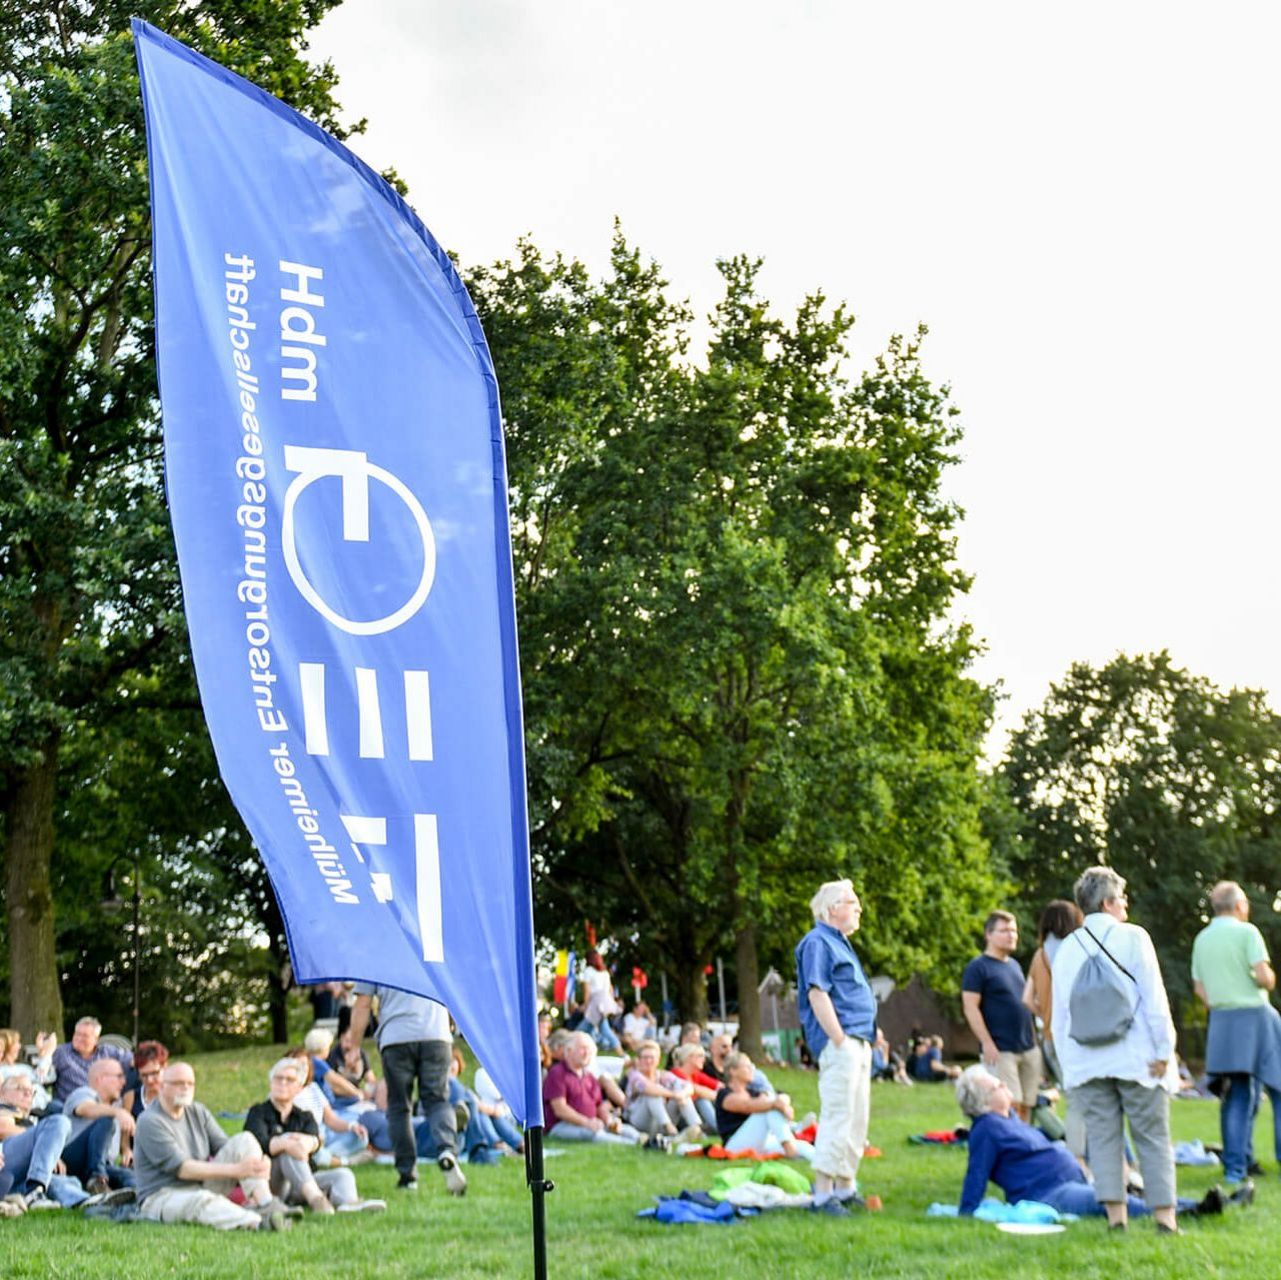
{"left": 2, "top": 866, "right": 1277, "bottom": 1237}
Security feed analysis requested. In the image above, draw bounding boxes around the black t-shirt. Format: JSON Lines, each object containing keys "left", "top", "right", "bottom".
{"left": 714, "top": 1085, "right": 762, "bottom": 1142}
{"left": 961, "top": 953, "right": 1034, "bottom": 1053}
{"left": 244, "top": 1099, "right": 320, "bottom": 1156}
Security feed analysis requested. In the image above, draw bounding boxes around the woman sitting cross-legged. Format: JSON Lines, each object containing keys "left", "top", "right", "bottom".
{"left": 954, "top": 1065, "right": 1230, "bottom": 1222}
{"left": 244, "top": 1059, "right": 384, "bottom": 1215}
{"left": 715, "top": 1051, "right": 815, "bottom": 1160}
{"left": 623, "top": 1039, "right": 702, "bottom": 1143}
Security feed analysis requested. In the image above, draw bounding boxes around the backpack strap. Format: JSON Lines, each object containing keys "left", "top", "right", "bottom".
{"left": 1081, "top": 924, "right": 1138, "bottom": 984}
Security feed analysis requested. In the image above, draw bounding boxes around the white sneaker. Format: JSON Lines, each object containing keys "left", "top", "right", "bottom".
{"left": 438, "top": 1153, "right": 467, "bottom": 1196}
{"left": 337, "top": 1198, "right": 387, "bottom": 1213}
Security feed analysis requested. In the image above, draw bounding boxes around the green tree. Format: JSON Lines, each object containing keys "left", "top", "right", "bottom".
{"left": 0, "top": 0, "right": 354, "bottom": 1036}
{"left": 1001, "top": 652, "right": 1281, "bottom": 1012}
{"left": 471, "top": 236, "right": 1003, "bottom": 1049}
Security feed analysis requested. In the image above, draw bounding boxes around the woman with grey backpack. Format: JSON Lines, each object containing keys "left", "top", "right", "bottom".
{"left": 1050, "top": 866, "right": 1186, "bottom": 1235}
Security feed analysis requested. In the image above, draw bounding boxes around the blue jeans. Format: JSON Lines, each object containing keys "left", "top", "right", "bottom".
{"left": 589, "top": 1019, "right": 621, "bottom": 1052}
{"left": 1041, "top": 1179, "right": 1199, "bottom": 1217}
{"left": 61, "top": 1116, "right": 135, "bottom": 1187}
{"left": 1221, "top": 1073, "right": 1281, "bottom": 1182}
{"left": 0, "top": 1114, "right": 71, "bottom": 1192}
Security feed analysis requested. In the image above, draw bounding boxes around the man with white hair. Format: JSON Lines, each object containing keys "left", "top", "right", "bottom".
{"left": 1192, "top": 879, "right": 1281, "bottom": 1190}
{"left": 244, "top": 1058, "right": 383, "bottom": 1214}
{"left": 542, "top": 1031, "right": 646, "bottom": 1146}
{"left": 795, "top": 878, "right": 876, "bottom": 1215}
{"left": 50, "top": 1017, "right": 132, "bottom": 1104}
{"left": 133, "top": 1062, "right": 295, "bottom": 1231}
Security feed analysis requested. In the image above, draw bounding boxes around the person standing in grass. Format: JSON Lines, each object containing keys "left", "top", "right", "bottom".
{"left": 1192, "top": 880, "right": 1281, "bottom": 1191}
{"left": 795, "top": 878, "right": 876, "bottom": 1216}
{"left": 962, "top": 911, "right": 1041, "bottom": 1123}
{"left": 1051, "top": 866, "right": 1186, "bottom": 1235}
{"left": 345, "top": 985, "right": 465, "bottom": 1196}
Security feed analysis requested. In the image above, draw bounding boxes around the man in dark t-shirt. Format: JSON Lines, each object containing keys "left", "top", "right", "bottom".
{"left": 961, "top": 910, "right": 1041, "bottom": 1121}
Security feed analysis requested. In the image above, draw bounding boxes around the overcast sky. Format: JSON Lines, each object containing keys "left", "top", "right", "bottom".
{"left": 307, "top": 1, "right": 1281, "bottom": 756}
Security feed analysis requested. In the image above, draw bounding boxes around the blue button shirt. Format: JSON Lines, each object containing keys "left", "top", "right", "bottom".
{"left": 795, "top": 922, "right": 876, "bottom": 1057}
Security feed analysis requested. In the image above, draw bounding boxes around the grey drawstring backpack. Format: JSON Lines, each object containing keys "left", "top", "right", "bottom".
{"left": 1067, "top": 925, "right": 1137, "bottom": 1047}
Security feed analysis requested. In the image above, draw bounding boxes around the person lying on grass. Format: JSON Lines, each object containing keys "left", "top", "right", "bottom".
{"left": 954, "top": 1065, "right": 1242, "bottom": 1225}
{"left": 715, "top": 1051, "right": 814, "bottom": 1159}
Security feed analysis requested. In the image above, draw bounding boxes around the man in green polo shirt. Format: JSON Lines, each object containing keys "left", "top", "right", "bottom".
{"left": 1191, "top": 881, "right": 1279, "bottom": 1190}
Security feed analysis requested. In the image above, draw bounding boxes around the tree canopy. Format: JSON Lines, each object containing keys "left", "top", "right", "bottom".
{"left": 0, "top": 0, "right": 354, "bottom": 1036}
{"left": 471, "top": 236, "right": 1004, "bottom": 1045}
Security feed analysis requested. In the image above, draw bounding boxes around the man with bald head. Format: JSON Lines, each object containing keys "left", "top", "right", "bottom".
{"left": 61, "top": 1057, "right": 136, "bottom": 1196}
{"left": 134, "top": 1062, "right": 293, "bottom": 1230}
{"left": 1193, "top": 880, "right": 1281, "bottom": 1193}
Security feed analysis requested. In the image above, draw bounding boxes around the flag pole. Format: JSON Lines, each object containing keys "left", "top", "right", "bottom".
{"left": 525, "top": 1125, "right": 554, "bottom": 1280}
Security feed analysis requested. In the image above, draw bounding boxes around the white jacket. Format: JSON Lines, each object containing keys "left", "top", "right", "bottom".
{"left": 1050, "top": 913, "right": 1179, "bottom": 1093}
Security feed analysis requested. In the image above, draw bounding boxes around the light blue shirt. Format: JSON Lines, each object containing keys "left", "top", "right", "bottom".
{"left": 354, "top": 983, "right": 451, "bottom": 1048}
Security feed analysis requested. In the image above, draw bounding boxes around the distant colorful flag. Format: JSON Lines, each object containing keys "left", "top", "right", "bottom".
{"left": 552, "top": 950, "right": 577, "bottom": 1006}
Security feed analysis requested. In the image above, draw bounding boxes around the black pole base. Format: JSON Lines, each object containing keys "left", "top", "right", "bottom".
{"left": 525, "top": 1124, "right": 554, "bottom": 1280}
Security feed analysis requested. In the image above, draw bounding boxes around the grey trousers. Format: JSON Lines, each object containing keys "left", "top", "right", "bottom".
{"left": 623, "top": 1094, "right": 700, "bottom": 1136}
{"left": 269, "top": 1154, "right": 357, "bottom": 1206}
{"left": 1074, "top": 1076, "right": 1175, "bottom": 1207}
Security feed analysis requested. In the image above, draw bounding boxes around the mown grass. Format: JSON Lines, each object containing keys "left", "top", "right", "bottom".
{"left": 1, "top": 1042, "right": 1275, "bottom": 1279}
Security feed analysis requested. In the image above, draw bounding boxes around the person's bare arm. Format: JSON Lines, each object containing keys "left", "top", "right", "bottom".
{"left": 599, "top": 1073, "right": 626, "bottom": 1108}
{"left": 1254, "top": 960, "right": 1276, "bottom": 991}
{"left": 178, "top": 1153, "right": 269, "bottom": 1182}
{"left": 721, "top": 1090, "right": 789, "bottom": 1117}
{"left": 961, "top": 991, "right": 999, "bottom": 1065}
{"left": 1193, "top": 979, "right": 1210, "bottom": 1007}
{"left": 549, "top": 1095, "right": 598, "bottom": 1130}
{"left": 72, "top": 1096, "right": 137, "bottom": 1136}
{"left": 324, "top": 1070, "right": 361, "bottom": 1100}
{"left": 344, "top": 994, "right": 374, "bottom": 1048}
{"left": 807, "top": 988, "right": 846, "bottom": 1049}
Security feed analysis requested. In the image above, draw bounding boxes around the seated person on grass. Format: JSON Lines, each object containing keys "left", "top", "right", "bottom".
{"left": 0, "top": 1074, "right": 75, "bottom": 1209}
{"left": 283, "top": 1047, "right": 372, "bottom": 1164}
{"left": 62, "top": 1057, "right": 137, "bottom": 1193}
{"left": 954, "top": 1065, "right": 1236, "bottom": 1221}
{"left": 542, "top": 1032, "right": 646, "bottom": 1146}
{"left": 670, "top": 1042, "right": 722, "bottom": 1132}
{"left": 624, "top": 1039, "right": 702, "bottom": 1142}
{"left": 122, "top": 1040, "right": 169, "bottom": 1121}
{"left": 448, "top": 1050, "right": 522, "bottom": 1156}
{"left": 245, "top": 1058, "right": 383, "bottom": 1214}
{"left": 871, "top": 1028, "right": 912, "bottom": 1084}
{"left": 910, "top": 1034, "right": 960, "bottom": 1082}
{"left": 714, "top": 1051, "right": 813, "bottom": 1160}
{"left": 134, "top": 1062, "right": 292, "bottom": 1231}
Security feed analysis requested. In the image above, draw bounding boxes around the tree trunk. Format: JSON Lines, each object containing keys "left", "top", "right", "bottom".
{"left": 5, "top": 737, "right": 65, "bottom": 1039}
{"left": 673, "top": 961, "right": 709, "bottom": 1026}
{"left": 734, "top": 921, "right": 762, "bottom": 1060}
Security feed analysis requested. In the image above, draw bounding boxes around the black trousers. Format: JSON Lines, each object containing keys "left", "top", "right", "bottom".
{"left": 381, "top": 1039, "right": 456, "bottom": 1177}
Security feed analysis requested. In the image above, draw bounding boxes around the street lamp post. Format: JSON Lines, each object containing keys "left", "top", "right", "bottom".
{"left": 103, "top": 851, "right": 142, "bottom": 1046}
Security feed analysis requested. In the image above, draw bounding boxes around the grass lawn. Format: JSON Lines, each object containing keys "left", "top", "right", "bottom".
{"left": 2, "top": 1043, "right": 1274, "bottom": 1279}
